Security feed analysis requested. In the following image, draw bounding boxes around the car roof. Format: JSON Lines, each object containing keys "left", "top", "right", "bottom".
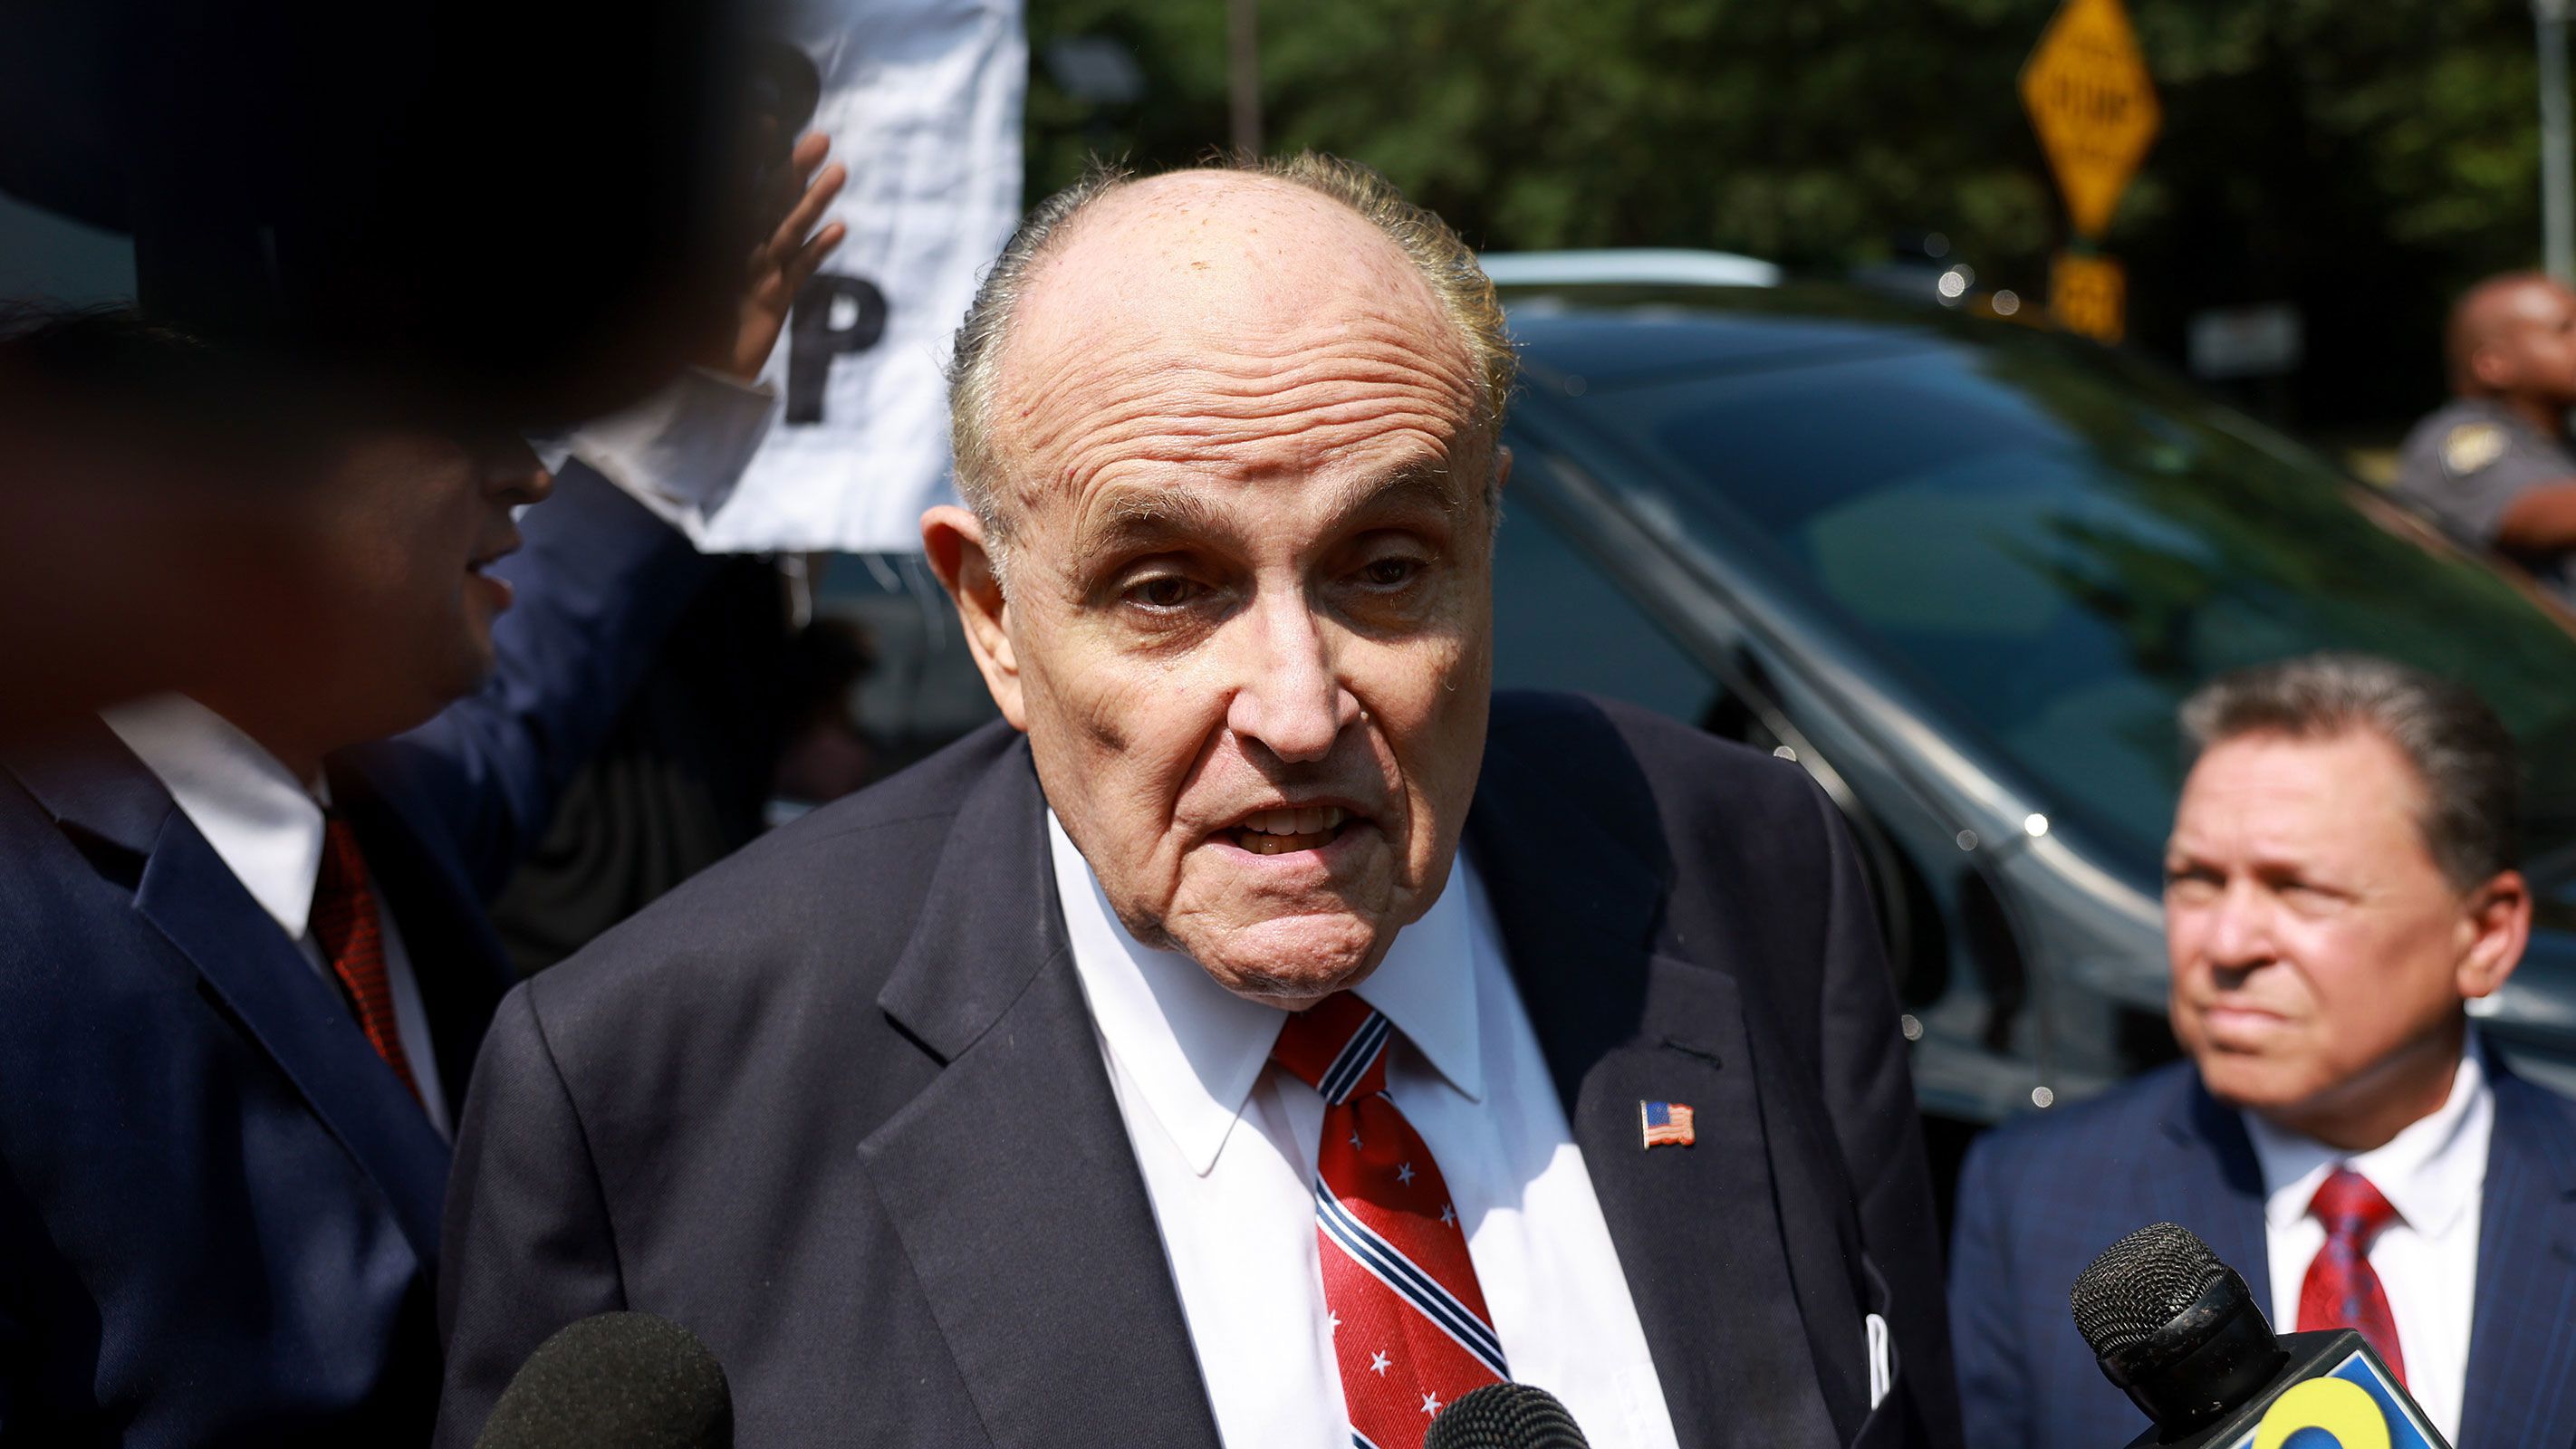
{"left": 1478, "top": 248, "right": 1783, "bottom": 289}
{"left": 1497, "top": 279, "right": 2022, "bottom": 389}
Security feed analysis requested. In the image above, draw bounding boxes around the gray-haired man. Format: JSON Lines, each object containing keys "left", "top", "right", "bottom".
{"left": 1946, "top": 654, "right": 2576, "bottom": 1449}
{"left": 434, "top": 155, "right": 1958, "bottom": 1447}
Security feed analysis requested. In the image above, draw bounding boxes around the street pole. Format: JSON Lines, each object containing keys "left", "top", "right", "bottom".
{"left": 1228, "top": 0, "right": 1263, "bottom": 157}
{"left": 2542, "top": 0, "right": 2574, "bottom": 282}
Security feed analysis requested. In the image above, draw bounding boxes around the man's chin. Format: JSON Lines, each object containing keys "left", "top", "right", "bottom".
{"left": 1176, "top": 912, "right": 1390, "bottom": 1009}
{"left": 2194, "top": 1052, "right": 2331, "bottom": 1118}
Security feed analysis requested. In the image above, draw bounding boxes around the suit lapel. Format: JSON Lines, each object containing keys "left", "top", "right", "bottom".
{"left": 2461, "top": 1067, "right": 2576, "bottom": 1448}
{"left": 7, "top": 728, "right": 451, "bottom": 1260}
{"left": 1466, "top": 727, "right": 1844, "bottom": 1446}
{"left": 2149, "top": 1075, "right": 2273, "bottom": 1321}
{"left": 864, "top": 741, "right": 1220, "bottom": 1449}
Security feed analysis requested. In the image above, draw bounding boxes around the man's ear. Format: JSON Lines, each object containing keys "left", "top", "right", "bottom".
{"left": 2456, "top": 868, "right": 2533, "bottom": 1000}
{"left": 2470, "top": 342, "right": 2516, "bottom": 394}
{"left": 920, "top": 504, "right": 1027, "bottom": 730}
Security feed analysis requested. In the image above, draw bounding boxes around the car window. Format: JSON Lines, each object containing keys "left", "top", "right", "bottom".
{"left": 1490, "top": 487, "right": 1723, "bottom": 724}
{"left": 814, "top": 552, "right": 1002, "bottom": 773}
{"left": 1562, "top": 336, "right": 2576, "bottom": 888}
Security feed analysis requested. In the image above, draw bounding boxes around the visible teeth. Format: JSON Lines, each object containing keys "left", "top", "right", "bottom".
{"left": 1241, "top": 805, "right": 1349, "bottom": 836}
{"left": 1232, "top": 805, "right": 1350, "bottom": 851}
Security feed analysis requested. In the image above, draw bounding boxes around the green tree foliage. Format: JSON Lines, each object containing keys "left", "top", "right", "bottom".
{"left": 1027, "top": 0, "right": 2556, "bottom": 429}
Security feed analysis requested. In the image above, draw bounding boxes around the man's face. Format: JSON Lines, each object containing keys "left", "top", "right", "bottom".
{"left": 301, "top": 428, "right": 551, "bottom": 736}
{"left": 2164, "top": 729, "right": 2522, "bottom": 1138}
{"left": 2481, "top": 280, "right": 2576, "bottom": 407}
{"left": 932, "top": 175, "right": 1498, "bottom": 1006}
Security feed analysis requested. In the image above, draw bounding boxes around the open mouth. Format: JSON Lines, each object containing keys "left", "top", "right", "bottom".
{"left": 467, "top": 545, "right": 514, "bottom": 575}
{"left": 1227, "top": 805, "right": 1356, "bottom": 856}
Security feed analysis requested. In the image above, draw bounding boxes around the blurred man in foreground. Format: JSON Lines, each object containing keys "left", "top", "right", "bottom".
{"left": 1949, "top": 655, "right": 2576, "bottom": 1448}
{"left": 2395, "top": 273, "right": 2576, "bottom": 599}
{"left": 0, "top": 142, "right": 842, "bottom": 1442}
{"left": 437, "top": 155, "right": 1960, "bottom": 1447}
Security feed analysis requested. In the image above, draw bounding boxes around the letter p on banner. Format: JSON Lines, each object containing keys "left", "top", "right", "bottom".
{"left": 706, "top": 0, "right": 1027, "bottom": 554}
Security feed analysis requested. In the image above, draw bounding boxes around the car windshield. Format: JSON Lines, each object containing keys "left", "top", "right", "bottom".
{"left": 1556, "top": 318, "right": 2576, "bottom": 888}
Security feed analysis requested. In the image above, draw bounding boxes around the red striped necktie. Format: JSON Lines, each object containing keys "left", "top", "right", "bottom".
{"left": 312, "top": 812, "right": 423, "bottom": 1105}
{"left": 2297, "top": 1166, "right": 2407, "bottom": 1386}
{"left": 1271, "top": 992, "right": 1504, "bottom": 1449}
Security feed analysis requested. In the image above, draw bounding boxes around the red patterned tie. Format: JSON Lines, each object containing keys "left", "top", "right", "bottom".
{"left": 1272, "top": 992, "right": 1504, "bottom": 1448}
{"left": 312, "top": 813, "right": 422, "bottom": 1104}
{"left": 2297, "top": 1166, "right": 2406, "bottom": 1386}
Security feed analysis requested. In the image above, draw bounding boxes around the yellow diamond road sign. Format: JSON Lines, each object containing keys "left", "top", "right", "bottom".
{"left": 2020, "top": 0, "right": 2160, "bottom": 240}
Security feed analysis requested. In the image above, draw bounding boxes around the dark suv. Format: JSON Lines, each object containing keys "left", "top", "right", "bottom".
{"left": 821, "top": 274, "right": 2576, "bottom": 1142}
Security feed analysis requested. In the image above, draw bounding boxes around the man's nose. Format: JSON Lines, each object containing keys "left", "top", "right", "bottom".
{"left": 2200, "top": 880, "right": 2277, "bottom": 976}
{"left": 1224, "top": 595, "right": 1360, "bottom": 764}
{"left": 488, "top": 437, "right": 553, "bottom": 508}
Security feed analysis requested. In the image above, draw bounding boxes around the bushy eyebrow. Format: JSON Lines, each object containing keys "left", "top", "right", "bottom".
{"left": 1072, "top": 459, "right": 1470, "bottom": 563}
{"left": 1081, "top": 485, "right": 1235, "bottom": 557}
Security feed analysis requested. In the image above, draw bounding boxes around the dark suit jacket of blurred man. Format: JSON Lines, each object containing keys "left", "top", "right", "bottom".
{"left": 1947, "top": 1057, "right": 2576, "bottom": 1448}
{"left": 434, "top": 692, "right": 1963, "bottom": 1449}
{"left": 0, "top": 462, "right": 715, "bottom": 1444}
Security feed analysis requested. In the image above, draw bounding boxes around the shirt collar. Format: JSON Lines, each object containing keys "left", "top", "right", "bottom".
{"left": 99, "top": 694, "right": 328, "bottom": 939}
{"left": 2243, "top": 1028, "right": 2495, "bottom": 1239}
{"left": 1048, "top": 811, "right": 1486, "bottom": 1176}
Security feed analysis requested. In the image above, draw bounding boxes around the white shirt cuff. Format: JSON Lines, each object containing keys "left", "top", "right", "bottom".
{"left": 555, "top": 366, "right": 778, "bottom": 542}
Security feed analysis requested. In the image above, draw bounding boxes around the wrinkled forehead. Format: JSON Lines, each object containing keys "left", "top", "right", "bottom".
{"left": 987, "top": 173, "right": 1485, "bottom": 525}
{"left": 2172, "top": 730, "right": 2428, "bottom": 856}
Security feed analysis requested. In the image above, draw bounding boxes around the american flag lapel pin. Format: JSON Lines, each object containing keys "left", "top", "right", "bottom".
{"left": 1639, "top": 1099, "right": 1696, "bottom": 1149}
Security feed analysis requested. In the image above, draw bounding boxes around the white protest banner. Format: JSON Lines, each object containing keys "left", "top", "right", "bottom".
{"left": 706, "top": 0, "right": 1025, "bottom": 554}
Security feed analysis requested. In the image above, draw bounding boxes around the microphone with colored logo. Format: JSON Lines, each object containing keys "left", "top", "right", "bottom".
{"left": 472, "top": 1311, "right": 732, "bottom": 1449}
{"left": 1423, "top": 1383, "right": 1591, "bottom": 1449}
{"left": 2070, "top": 1222, "right": 2447, "bottom": 1449}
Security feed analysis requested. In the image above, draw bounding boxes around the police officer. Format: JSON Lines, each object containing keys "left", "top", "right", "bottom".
{"left": 2396, "top": 272, "right": 2576, "bottom": 599}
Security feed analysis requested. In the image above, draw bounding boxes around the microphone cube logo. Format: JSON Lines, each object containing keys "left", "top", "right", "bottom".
{"left": 2227, "top": 1348, "right": 2446, "bottom": 1449}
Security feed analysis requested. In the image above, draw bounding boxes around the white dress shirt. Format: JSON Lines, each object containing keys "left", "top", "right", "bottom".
{"left": 547, "top": 365, "right": 777, "bottom": 542}
{"left": 1048, "top": 814, "right": 1682, "bottom": 1449}
{"left": 101, "top": 694, "right": 453, "bottom": 1137}
{"left": 2243, "top": 1032, "right": 2493, "bottom": 1445}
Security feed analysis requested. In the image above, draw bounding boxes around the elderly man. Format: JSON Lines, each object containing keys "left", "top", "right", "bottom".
{"left": 2394, "top": 273, "right": 2576, "bottom": 599}
{"left": 435, "top": 155, "right": 1956, "bottom": 1449}
{"left": 1947, "top": 655, "right": 2576, "bottom": 1448}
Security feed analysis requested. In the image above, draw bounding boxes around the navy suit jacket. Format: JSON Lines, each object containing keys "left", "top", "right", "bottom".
{"left": 434, "top": 693, "right": 1965, "bottom": 1448}
{"left": 0, "top": 464, "right": 713, "bottom": 1445}
{"left": 1948, "top": 1055, "right": 2576, "bottom": 1448}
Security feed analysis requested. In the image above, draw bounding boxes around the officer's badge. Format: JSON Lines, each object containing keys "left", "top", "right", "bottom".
{"left": 2443, "top": 421, "right": 2508, "bottom": 476}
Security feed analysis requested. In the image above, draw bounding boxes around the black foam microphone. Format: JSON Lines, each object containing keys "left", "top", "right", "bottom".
{"left": 2071, "top": 1222, "right": 2448, "bottom": 1448}
{"left": 1423, "top": 1383, "right": 1591, "bottom": 1449}
{"left": 472, "top": 1312, "right": 732, "bottom": 1449}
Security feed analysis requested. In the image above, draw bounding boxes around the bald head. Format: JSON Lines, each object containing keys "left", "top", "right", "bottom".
{"left": 991, "top": 172, "right": 1474, "bottom": 527}
{"left": 1020, "top": 169, "right": 1437, "bottom": 342}
{"left": 2447, "top": 272, "right": 2576, "bottom": 405}
{"left": 945, "top": 155, "right": 1514, "bottom": 574}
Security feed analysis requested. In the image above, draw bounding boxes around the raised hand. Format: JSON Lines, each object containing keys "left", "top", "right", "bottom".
{"left": 711, "top": 131, "right": 848, "bottom": 384}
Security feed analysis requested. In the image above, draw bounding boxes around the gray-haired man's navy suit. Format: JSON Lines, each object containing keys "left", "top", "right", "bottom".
{"left": 1949, "top": 1058, "right": 2576, "bottom": 1447}
{"left": 435, "top": 692, "right": 1966, "bottom": 1448}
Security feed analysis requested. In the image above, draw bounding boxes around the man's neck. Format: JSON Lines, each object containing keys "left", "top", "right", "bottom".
{"left": 2254, "top": 1017, "right": 2467, "bottom": 1154}
{"left": 181, "top": 687, "right": 333, "bottom": 789}
{"left": 2489, "top": 390, "right": 2571, "bottom": 442}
